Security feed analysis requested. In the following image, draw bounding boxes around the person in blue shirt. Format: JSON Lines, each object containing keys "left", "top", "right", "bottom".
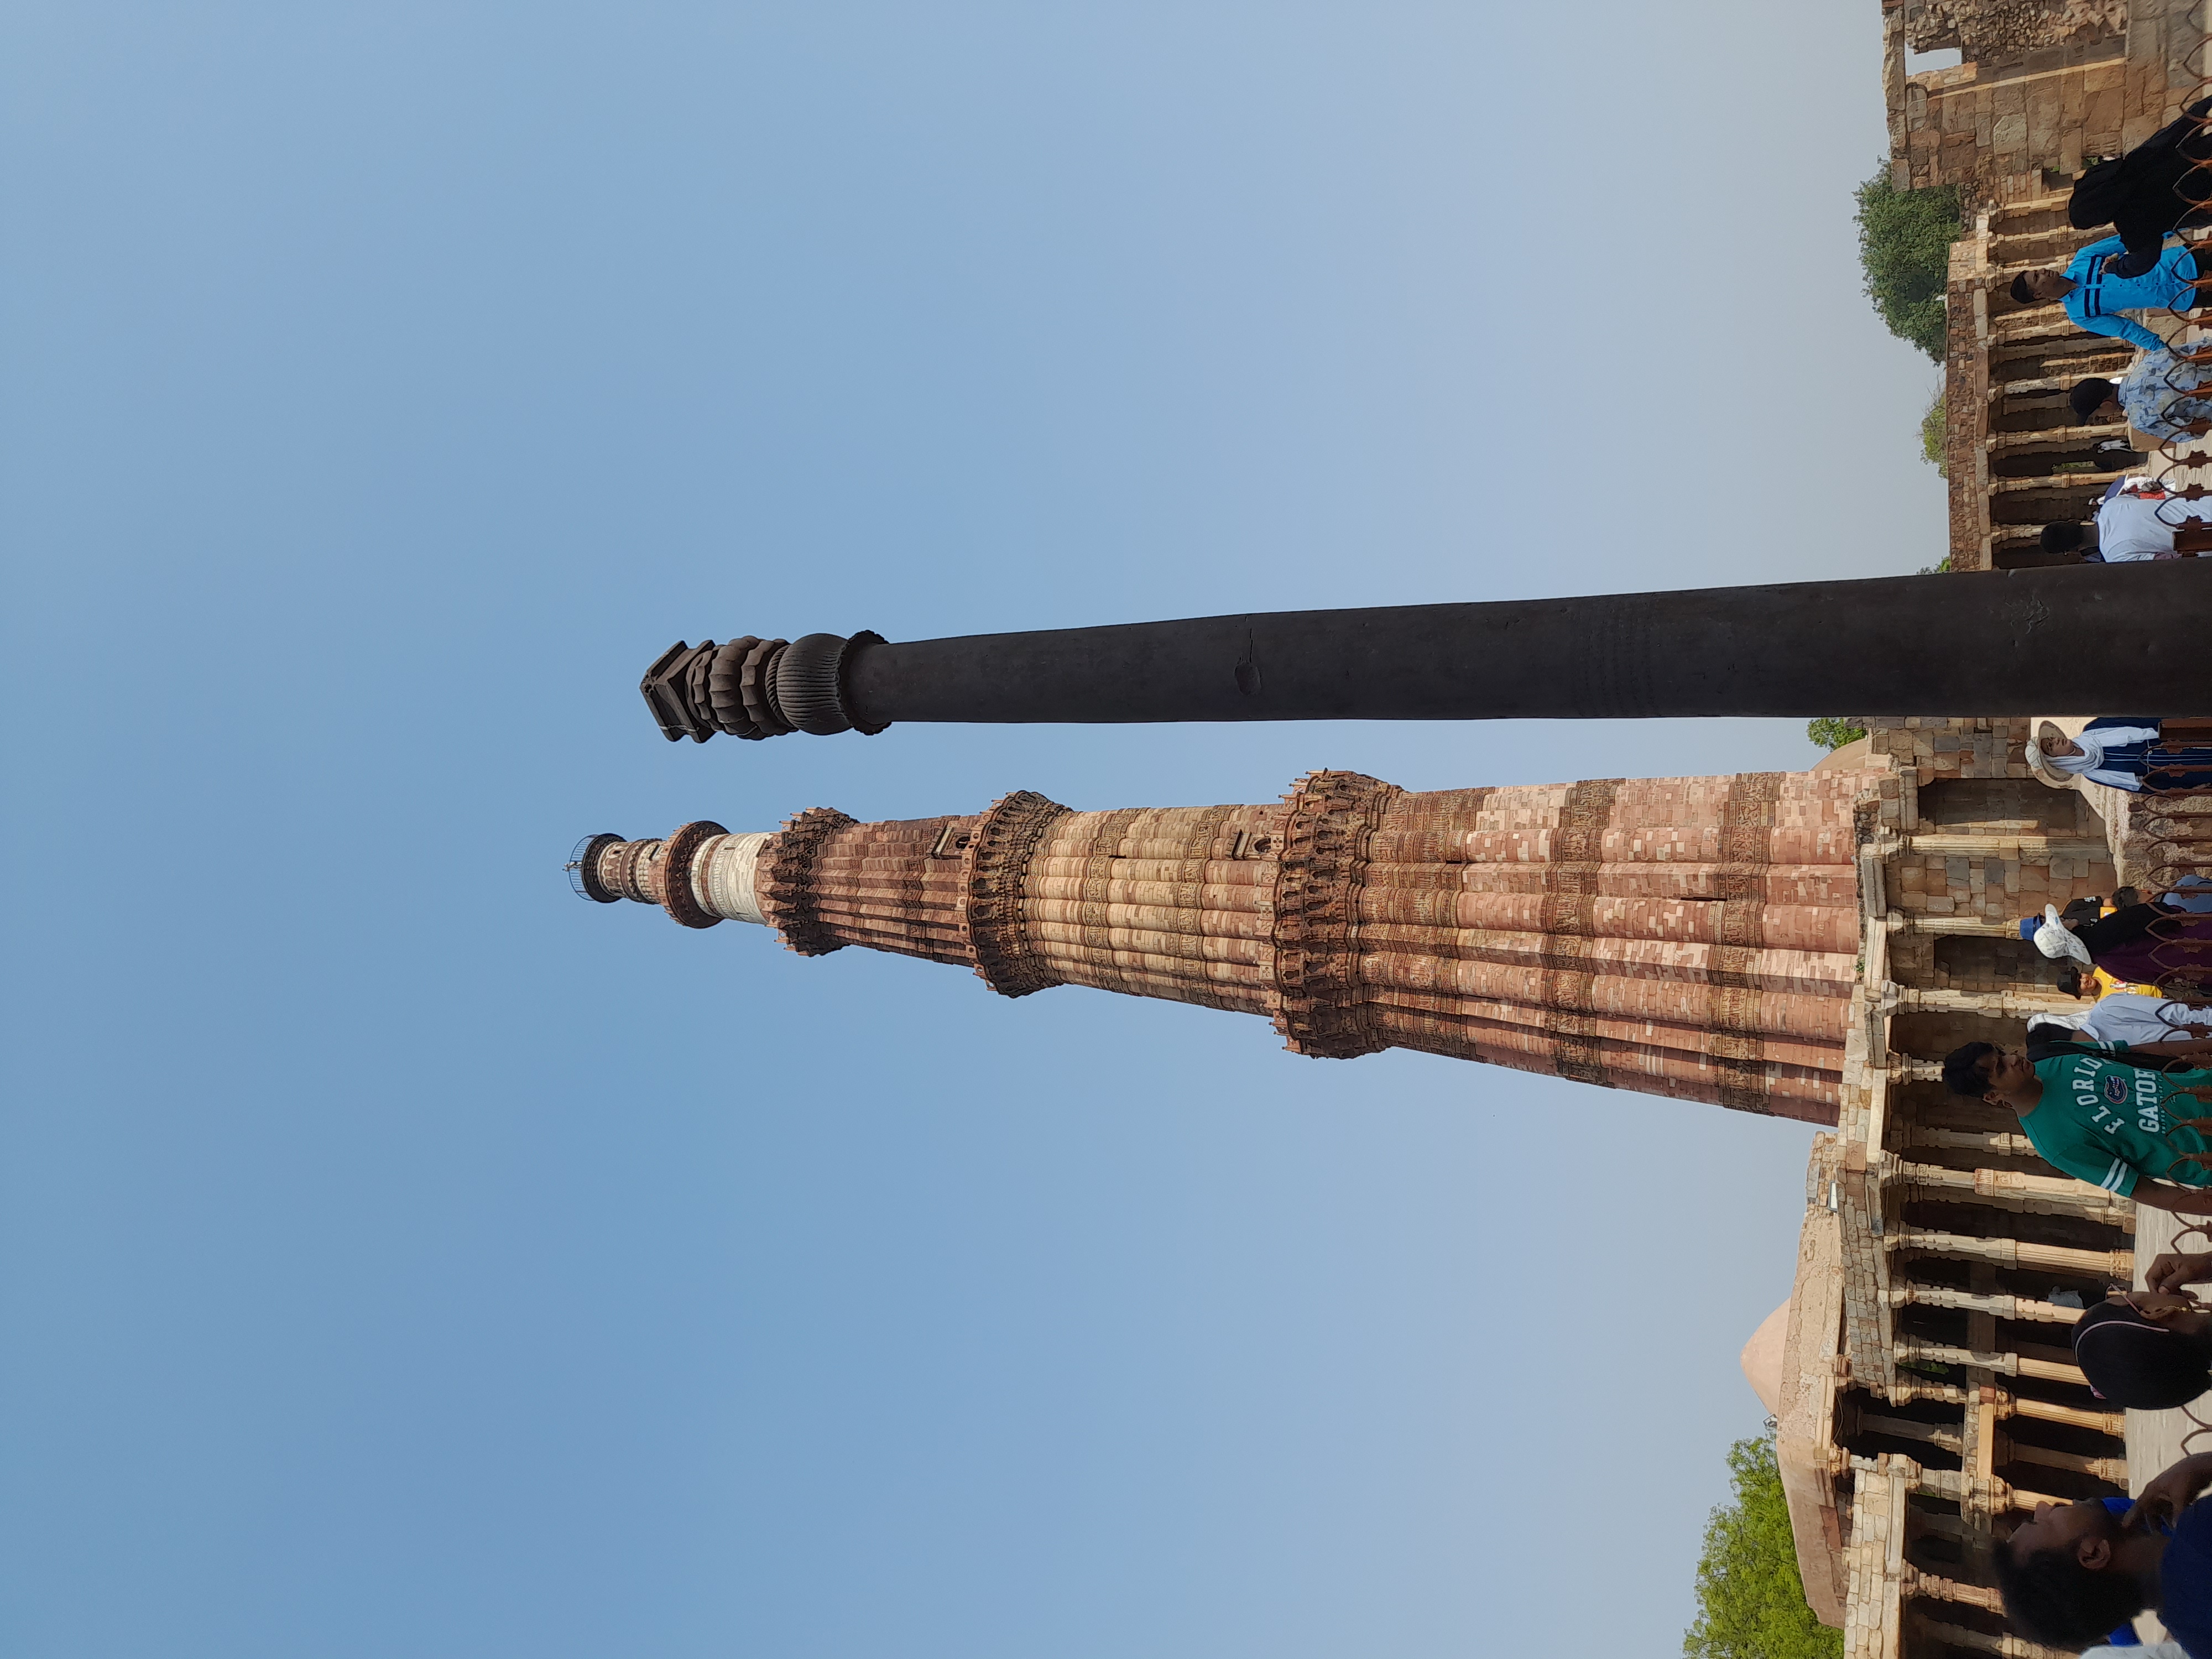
{"left": 1997, "top": 1451, "right": 2212, "bottom": 1654}
{"left": 2011, "top": 235, "right": 2202, "bottom": 355}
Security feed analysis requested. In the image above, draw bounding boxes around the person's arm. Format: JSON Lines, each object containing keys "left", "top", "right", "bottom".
{"left": 2128, "top": 1451, "right": 2212, "bottom": 1531}
{"left": 2146, "top": 1249, "right": 2212, "bottom": 1292}
{"left": 2072, "top": 300, "right": 2172, "bottom": 354}
{"left": 2108, "top": 228, "right": 2168, "bottom": 279}
{"left": 2125, "top": 1179, "right": 2212, "bottom": 1215}
{"left": 2113, "top": 314, "right": 2174, "bottom": 354}
{"left": 2110, "top": 1039, "right": 2212, "bottom": 1060}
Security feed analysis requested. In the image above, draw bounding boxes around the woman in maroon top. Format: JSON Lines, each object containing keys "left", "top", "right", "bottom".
{"left": 2035, "top": 901, "right": 2212, "bottom": 996}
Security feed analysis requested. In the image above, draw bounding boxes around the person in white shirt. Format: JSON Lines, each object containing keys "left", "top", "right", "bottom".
{"left": 2040, "top": 476, "right": 2212, "bottom": 561}
{"left": 2030, "top": 990, "right": 2212, "bottom": 1048}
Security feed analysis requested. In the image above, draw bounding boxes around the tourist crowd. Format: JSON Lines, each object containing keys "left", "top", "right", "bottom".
{"left": 1949, "top": 103, "right": 2212, "bottom": 1619}
{"left": 2018, "top": 96, "right": 2212, "bottom": 565}
{"left": 1941, "top": 879, "right": 2212, "bottom": 1652}
{"left": 1943, "top": 975, "right": 2212, "bottom": 1653}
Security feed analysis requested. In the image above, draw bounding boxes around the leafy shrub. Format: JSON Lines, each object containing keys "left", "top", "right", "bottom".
{"left": 1856, "top": 170, "right": 1964, "bottom": 361}
{"left": 1684, "top": 1436, "right": 1844, "bottom": 1659}
{"left": 1921, "top": 390, "right": 1948, "bottom": 476}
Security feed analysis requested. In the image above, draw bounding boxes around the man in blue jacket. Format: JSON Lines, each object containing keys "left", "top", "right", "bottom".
{"left": 2012, "top": 234, "right": 2201, "bottom": 354}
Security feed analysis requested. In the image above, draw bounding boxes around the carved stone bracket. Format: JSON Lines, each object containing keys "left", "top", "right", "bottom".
{"left": 1272, "top": 770, "right": 1401, "bottom": 1058}
{"left": 959, "top": 789, "right": 1072, "bottom": 999}
{"left": 757, "top": 806, "right": 859, "bottom": 956}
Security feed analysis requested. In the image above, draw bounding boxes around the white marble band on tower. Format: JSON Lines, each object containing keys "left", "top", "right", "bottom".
{"left": 695, "top": 832, "right": 771, "bottom": 926}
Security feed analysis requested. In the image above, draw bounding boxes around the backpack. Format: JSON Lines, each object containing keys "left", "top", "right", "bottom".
{"left": 2071, "top": 156, "right": 2128, "bottom": 228}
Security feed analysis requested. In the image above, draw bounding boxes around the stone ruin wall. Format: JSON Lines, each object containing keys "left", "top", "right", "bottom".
{"left": 1903, "top": 0, "right": 2126, "bottom": 61}
{"left": 1886, "top": 0, "right": 2192, "bottom": 204}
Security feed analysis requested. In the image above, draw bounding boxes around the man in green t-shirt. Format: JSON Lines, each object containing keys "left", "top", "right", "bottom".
{"left": 1945, "top": 1040, "right": 2212, "bottom": 1210}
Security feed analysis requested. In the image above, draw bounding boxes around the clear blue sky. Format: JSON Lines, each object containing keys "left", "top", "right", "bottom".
{"left": 2, "top": 4, "right": 1945, "bottom": 1655}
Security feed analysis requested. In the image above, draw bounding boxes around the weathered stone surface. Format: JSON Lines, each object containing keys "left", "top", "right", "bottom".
{"left": 1905, "top": 0, "right": 2124, "bottom": 56}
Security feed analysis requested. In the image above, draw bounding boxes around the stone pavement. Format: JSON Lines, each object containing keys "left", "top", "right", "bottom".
{"left": 2127, "top": 1204, "right": 2212, "bottom": 1491}
{"left": 2125, "top": 1202, "right": 2212, "bottom": 1645}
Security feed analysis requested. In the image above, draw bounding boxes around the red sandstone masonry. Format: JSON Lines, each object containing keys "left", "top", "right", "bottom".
{"left": 597, "top": 768, "right": 1885, "bottom": 1122}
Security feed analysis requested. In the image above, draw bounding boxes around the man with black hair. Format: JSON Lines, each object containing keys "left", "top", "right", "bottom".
{"left": 2074, "top": 377, "right": 2123, "bottom": 424}
{"left": 1997, "top": 1449, "right": 2212, "bottom": 1653}
{"left": 2012, "top": 235, "right": 2201, "bottom": 353}
{"left": 2042, "top": 475, "right": 2212, "bottom": 561}
{"left": 2073, "top": 1293, "right": 2212, "bottom": 1411}
{"left": 2074, "top": 346, "right": 2212, "bottom": 444}
{"left": 1943, "top": 1041, "right": 2212, "bottom": 1212}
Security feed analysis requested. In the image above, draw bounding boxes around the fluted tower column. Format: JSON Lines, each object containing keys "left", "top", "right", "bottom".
{"left": 574, "top": 767, "right": 1877, "bottom": 1125}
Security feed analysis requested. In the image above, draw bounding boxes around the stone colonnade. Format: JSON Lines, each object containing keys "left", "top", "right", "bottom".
{"left": 582, "top": 767, "right": 1881, "bottom": 1122}
{"left": 1945, "top": 193, "right": 2141, "bottom": 571}
{"left": 1775, "top": 719, "right": 2137, "bottom": 1659}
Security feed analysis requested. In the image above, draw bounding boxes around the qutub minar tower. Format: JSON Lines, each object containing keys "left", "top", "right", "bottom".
{"left": 580, "top": 765, "right": 1865, "bottom": 1122}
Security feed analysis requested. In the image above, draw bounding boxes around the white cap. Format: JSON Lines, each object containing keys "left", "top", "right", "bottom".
{"left": 2032, "top": 904, "right": 2095, "bottom": 968}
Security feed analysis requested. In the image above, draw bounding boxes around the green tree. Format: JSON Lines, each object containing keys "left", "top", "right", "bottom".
{"left": 1684, "top": 1435, "right": 1843, "bottom": 1659}
{"left": 1921, "top": 389, "right": 1948, "bottom": 477}
{"left": 1807, "top": 717, "right": 1867, "bottom": 752}
{"left": 1855, "top": 169, "right": 1963, "bottom": 360}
